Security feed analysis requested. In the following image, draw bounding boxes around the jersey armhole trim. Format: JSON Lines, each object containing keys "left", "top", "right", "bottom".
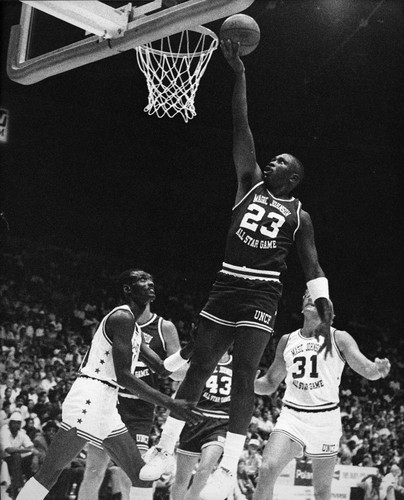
{"left": 293, "top": 201, "right": 302, "bottom": 240}
{"left": 232, "top": 181, "right": 264, "bottom": 211}
{"left": 331, "top": 328, "right": 346, "bottom": 363}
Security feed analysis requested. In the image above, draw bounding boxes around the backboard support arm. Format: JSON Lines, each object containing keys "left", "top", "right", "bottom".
{"left": 7, "top": 0, "right": 255, "bottom": 85}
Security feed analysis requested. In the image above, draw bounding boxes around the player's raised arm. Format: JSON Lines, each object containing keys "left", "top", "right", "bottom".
{"left": 254, "top": 335, "right": 288, "bottom": 395}
{"left": 295, "top": 210, "right": 333, "bottom": 356}
{"left": 335, "top": 330, "right": 391, "bottom": 380}
{"left": 221, "top": 39, "right": 262, "bottom": 203}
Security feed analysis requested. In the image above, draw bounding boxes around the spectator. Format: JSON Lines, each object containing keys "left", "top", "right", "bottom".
{"left": 241, "top": 439, "right": 263, "bottom": 487}
{"left": 236, "top": 459, "right": 255, "bottom": 500}
{"left": 0, "top": 412, "right": 37, "bottom": 498}
{"left": 256, "top": 409, "right": 274, "bottom": 441}
{"left": 379, "top": 464, "right": 403, "bottom": 500}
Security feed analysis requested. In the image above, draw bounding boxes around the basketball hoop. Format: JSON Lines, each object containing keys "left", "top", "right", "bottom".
{"left": 135, "top": 26, "right": 218, "bottom": 122}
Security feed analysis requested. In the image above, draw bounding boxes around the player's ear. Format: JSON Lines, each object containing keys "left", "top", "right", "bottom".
{"left": 123, "top": 284, "right": 132, "bottom": 294}
{"left": 290, "top": 173, "right": 300, "bottom": 185}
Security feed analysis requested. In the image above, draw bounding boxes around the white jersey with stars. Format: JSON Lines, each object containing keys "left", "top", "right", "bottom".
{"left": 282, "top": 328, "right": 345, "bottom": 411}
{"left": 79, "top": 305, "right": 142, "bottom": 388}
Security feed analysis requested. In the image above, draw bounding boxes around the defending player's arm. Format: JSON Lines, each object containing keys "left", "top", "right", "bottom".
{"left": 161, "top": 319, "right": 189, "bottom": 381}
{"left": 139, "top": 323, "right": 194, "bottom": 378}
{"left": 295, "top": 210, "right": 333, "bottom": 356}
{"left": 335, "top": 330, "right": 391, "bottom": 380}
{"left": 254, "top": 335, "right": 288, "bottom": 395}
{"left": 221, "top": 39, "right": 262, "bottom": 203}
{"left": 107, "top": 310, "right": 201, "bottom": 423}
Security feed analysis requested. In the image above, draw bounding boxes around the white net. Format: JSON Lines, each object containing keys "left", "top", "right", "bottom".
{"left": 135, "top": 26, "right": 218, "bottom": 123}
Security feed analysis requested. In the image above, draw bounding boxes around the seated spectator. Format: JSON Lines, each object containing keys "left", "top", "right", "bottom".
{"left": 0, "top": 412, "right": 37, "bottom": 498}
{"left": 10, "top": 396, "right": 29, "bottom": 422}
{"left": 241, "top": 439, "right": 263, "bottom": 486}
{"left": 380, "top": 464, "right": 403, "bottom": 500}
{"left": 1, "top": 401, "right": 11, "bottom": 427}
{"left": 256, "top": 409, "right": 274, "bottom": 441}
{"left": 23, "top": 418, "right": 39, "bottom": 442}
{"left": 236, "top": 459, "right": 255, "bottom": 500}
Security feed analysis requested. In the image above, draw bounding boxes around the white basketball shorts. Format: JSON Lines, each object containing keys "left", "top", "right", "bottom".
{"left": 272, "top": 405, "right": 342, "bottom": 458}
{"left": 61, "top": 376, "right": 128, "bottom": 448}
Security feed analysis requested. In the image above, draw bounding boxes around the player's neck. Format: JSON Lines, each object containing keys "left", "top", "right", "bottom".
{"left": 136, "top": 305, "right": 153, "bottom": 325}
{"left": 268, "top": 186, "right": 293, "bottom": 200}
{"left": 300, "top": 321, "right": 319, "bottom": 337}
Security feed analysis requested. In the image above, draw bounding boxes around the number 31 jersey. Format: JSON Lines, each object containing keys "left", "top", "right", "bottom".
{"left": 223, "top": 182, "right": 302, "bottom": 282}
{"left": 282, "top": 328, "right": 345, "bottom": 411}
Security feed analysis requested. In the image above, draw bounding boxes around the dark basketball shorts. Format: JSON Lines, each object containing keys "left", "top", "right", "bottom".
{"left": 177, "top": 417, "right": 229, "bottom": 457}
{"left": 200, "top": 272, "right": 282, "bottom": 334}
{"left": 117, "top": 395, "right": 155, "bottom": 453}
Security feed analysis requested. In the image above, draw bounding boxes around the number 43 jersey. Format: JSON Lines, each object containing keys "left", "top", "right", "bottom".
{"left": 283, "top": 329, "right": 345, "bottom": 411}
{"left": 223, "top": 182, "right": 302, "bottom": 282}
{"left": 198, "top": 355, "right": 233, "bottom": 419}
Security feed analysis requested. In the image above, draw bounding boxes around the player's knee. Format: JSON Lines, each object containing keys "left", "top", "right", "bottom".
{"left": 258, "top": 458, "right": 278, "bottom": 480}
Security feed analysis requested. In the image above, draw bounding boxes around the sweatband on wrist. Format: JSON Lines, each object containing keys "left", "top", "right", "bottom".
{"left": 307, "top": 277, "right": 329, "bottom": 302}
{"left": 163, "top": 351, "right": 187, "bottom": 372}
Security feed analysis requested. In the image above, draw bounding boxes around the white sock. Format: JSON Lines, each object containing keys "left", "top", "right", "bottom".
{"left": 16, "top": 477, "right": 49, "bottom": 500}
{"left": 219, "top": 432, "right": 246, "bottom": 474}
{"left": 130, "top": 486, "right": 153, "bottom": 500}
{"left": 157, "top": 416, "right": 186, "bottom": 454}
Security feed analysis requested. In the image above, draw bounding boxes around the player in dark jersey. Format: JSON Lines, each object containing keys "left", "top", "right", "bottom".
{"left": 77, "top": 270, "right": 186, "bottom": 500}
{"left": 171, "top": 350, "right": 232, "bottom": 500}
{"left": 140, "top": 40, "right": 333, "bottom": 500}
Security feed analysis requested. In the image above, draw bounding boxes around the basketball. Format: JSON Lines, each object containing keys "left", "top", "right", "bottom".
{"left": 220, "top": 14, "right": 261, "bottom": 56}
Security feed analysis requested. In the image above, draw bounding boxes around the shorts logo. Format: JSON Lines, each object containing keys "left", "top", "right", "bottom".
{"left": 322, "top": 444, "right": 336, "bottom": 453}
{"left": 136, "top": 434, "right": 149, "bottom": 444}
{"left": 254, "top": 310, "right": 272, "bottom": 325}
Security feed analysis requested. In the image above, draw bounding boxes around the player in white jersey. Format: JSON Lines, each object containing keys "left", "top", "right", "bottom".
{"left": 16, "top": 269, "right": 201, "bottom": 500}
{"left": 253, "top": 291, "right": 391, "bottom": 500}
{"left": 77, "top": 270, "right": 185, "bottom": 500}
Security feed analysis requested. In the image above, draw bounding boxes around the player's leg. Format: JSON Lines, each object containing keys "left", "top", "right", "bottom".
{"left": 118, "top": 401, "right": 155, "bottom": 499}
{"left": 253, "top": 432, "right": 302, "bottom": 500}
{"left": 184, "top": 444, "right": 224, "bottom": 500}
{"left": 200, "top": 326, "right": 270, "bottom": 500}
{"left": 228, "top": 325, "right": 270, "bottom": 435}
{"left": 103, "top": 431, "right": 149, "bottom": 500}
{"left": 171, "top": 453, "right": 200, "bottom": 500}
{"left": 140, "top": 318, "right": 233, "bottom": 481}
{"left": 311, "top": 456, "right": 337, "bottom": 500}
{"left": 16, "top": 428, "right": 87, "bottom": 500}
{"left": 77, "top": 444, "right": 110, "bottom": 500}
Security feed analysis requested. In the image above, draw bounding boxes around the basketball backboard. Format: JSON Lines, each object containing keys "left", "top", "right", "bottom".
{"left": 7, "top": 0, "right": 255, "bottom": 85}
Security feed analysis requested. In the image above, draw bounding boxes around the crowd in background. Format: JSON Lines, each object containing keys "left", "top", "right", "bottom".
{"left": 1, "top": 237, "right": 403, "bottom": 499}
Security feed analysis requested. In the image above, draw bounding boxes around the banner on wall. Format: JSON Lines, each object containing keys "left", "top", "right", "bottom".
{"left": 333, "top": 465, "right": 378, "bottom": 488}
{"left": 273, "top": 485, "right": 350, "bottom": 500}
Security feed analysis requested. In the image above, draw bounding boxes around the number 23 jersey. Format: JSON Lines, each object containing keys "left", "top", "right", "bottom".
{"left": 223, "top": 182, "right": 302, "bottom": 282}
{"left": 282, "top": 328, "right": 345, "bottom": 411}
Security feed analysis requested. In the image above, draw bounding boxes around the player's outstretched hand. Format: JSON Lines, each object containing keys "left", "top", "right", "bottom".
{"left": 375, "top": 357, "right": 391, "bottom": 378}
{"left": 220, "top": 39, "right": 245, "bottom": 74}
{"left": 254, "top": 376, "right": 272, "bottom": 396}
{"left": 168, "top": 399, "right": 204, "bottom": 425}
{"left": 316, "top": 322, "right": 333, "bottom": 359}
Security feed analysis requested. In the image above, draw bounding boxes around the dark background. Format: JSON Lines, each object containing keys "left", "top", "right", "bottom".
{"left": 1, "top": 0, "right": 403, "bottom": 326}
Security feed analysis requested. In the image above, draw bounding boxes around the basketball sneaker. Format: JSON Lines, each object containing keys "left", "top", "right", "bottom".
{"left": 200, "top": 466, "right": 235, "bottom": 500}
{"left": 139, "top": 446, "right": 175, "bottom": 481}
